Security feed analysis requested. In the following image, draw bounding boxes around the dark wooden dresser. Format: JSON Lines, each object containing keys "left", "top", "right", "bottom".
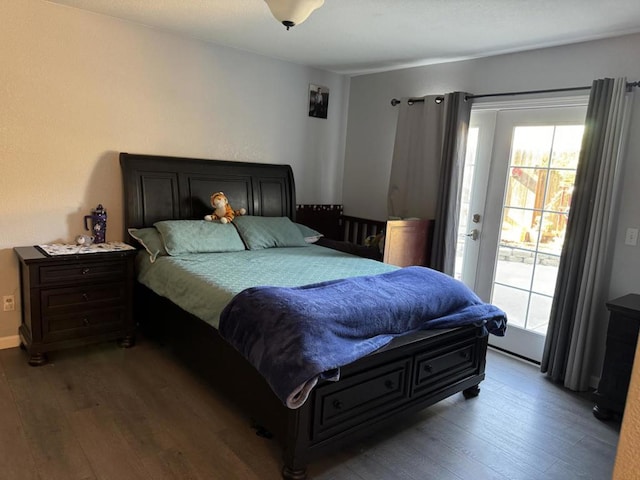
{"left": 382, "top": 219, "right": 433, "bottom": 267}
{"left": 14, "top": 246, "right": 137, "bottom": 366}
{"left": 593, "top": 293, "right": 640, "bottom": 420}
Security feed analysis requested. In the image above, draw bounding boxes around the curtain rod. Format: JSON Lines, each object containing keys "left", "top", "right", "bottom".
{"left": 390, "top": 80, "right": 639, "bottom": 106}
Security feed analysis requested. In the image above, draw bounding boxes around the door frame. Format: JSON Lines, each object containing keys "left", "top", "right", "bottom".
{"left": 462, "top": 95, "right": 589, "bottom": 362}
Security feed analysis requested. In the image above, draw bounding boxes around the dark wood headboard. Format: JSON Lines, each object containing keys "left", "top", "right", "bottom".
{"left": 120, "top": 153, "right": 296, "bottom": 233}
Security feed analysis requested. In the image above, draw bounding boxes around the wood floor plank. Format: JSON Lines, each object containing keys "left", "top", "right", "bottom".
{"left": 110, "top": 346, "right": 267, "bottom": 479}
{"left": 67, "top": 405, "right": 153, "bottom": 480}
{"left": 0, "top": 345, "right": 41, "bottom": 381}
{"left": 51, "top": 352, "right": 195, "bottom": 479}
{"left": 438, "top": 381, "right": 610, "bottom": 465}
{"left": 125, "top": 361, "right": 263, "bottom": 480}
{"left": 0, "top": 341, "right": 620, "bottom": 480}
{"left": 543, "top": 433, "right": 617, "bottom": 479}
{"left": 349, "top": 426, "right": 464, "bottom": 480}
{"left": 8, "top": 370, "right": 96, "bottom": 480}
{"left": 386, "top": 422, "right": 510, "bottom": 480}
{"left": 0, "top": 363, "right": 41, "bottom": 480}
{"left": 413, "top": 414, "right": 559, "bottom": 479}
{"left": 220, "top": 427, "right": 284, "bottom": 480}
{"left": 484, "top": 375, "right": 620, "bottom": 448}
{"left": 334, "top": 448, "right": 423, "bottom": 480}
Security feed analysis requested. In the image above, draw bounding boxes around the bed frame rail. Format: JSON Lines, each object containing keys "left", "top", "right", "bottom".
{"left": 295, "top": 204, "right": 386, "bottom": 245}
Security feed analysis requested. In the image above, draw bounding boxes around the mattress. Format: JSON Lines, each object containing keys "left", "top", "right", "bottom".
{"left": 136, "top": 244, "right": 397, "bottom": 328}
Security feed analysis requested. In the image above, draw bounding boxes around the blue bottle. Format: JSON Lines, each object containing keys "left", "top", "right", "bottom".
{"left": 84, "top": 204, "right": 107, "bottom": 244}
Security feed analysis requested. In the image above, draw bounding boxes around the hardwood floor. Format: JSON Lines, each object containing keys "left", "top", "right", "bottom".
{"left": 0, "top": 339, "right": 619, "bottom": 480}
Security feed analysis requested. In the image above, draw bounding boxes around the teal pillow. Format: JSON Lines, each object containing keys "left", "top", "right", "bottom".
{"left": 295, "top": 223, "right": 324, "bottom": 243}
{"left": 154, "top": 220, "right": 246, "bottom": 255}
{"left": 233, "top": 216, "right": 308, "bottom": 250}
{"left": 128, "top": 227, "right": 168, "bottom": 263}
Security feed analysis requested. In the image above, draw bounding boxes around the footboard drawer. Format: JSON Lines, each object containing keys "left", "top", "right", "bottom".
{"left": 312, "top": 358, "right": 411, "bottom": 441}
{"left": 412, "top": 338, "right": 479, "bottom": 396}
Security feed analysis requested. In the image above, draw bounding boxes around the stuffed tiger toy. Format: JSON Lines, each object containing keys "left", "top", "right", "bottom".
{"left": 204, "top": 192, "right": 246, "bottom": 224}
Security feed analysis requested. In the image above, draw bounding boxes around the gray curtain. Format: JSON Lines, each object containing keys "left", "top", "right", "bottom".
{"left": 388, "top": 95, "right": 445, "bottom": 220}
{"left": 430, "top": 92, "right": 472, "bottom": 274}
{"left": 541, "top": 78, "right": 632, "bottom": 390}
{"left": 387, "top": 92, "right": 471, "bottom": 274}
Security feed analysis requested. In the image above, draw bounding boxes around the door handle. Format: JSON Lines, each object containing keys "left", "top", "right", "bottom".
{"left": 465, "top": 229, "right": 479, "bottom": 241}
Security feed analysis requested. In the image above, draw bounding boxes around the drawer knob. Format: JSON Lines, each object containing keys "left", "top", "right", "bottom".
{"left": 460, "top": 351, "right": 470, "bottom": 359}
{"left": 332, "top": 399, "right": 343, "bottom": 410}
{"left": 423, "top": 364, "right": 433, "bottom": 373}
{"left": 82, "top": 268, "right": 90, "bottom": 275}
{"left": 82, "top": 318, "right": 89, "bottom": 326}
{"left": 82, "top": 293, "right": 89, "bottom": 301}
{"left": 384, "top": 380, "right": 395, "bottom": 390}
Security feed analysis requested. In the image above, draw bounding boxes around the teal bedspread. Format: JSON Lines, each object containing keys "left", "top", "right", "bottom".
{"left": 136, "top": 245, "right": 397, "bottom": 329}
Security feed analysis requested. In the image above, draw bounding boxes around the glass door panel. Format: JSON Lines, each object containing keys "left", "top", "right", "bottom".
{"left": 493, "top": 121, "right": 584, "bottom": 348}
{"left": 456, "top": 105, "right": 587, "bottom": 362}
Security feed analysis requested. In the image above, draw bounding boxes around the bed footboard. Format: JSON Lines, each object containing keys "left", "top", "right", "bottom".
{"left": 281, "top": 325, "right": 488, "bottom": 479}
{"left": 136, "top": 283, "right": 487, "bottom": 480}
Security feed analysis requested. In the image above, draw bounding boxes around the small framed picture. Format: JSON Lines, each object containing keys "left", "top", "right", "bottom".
{"left": 309, "top": 84, "right": 329, "bottom": 119}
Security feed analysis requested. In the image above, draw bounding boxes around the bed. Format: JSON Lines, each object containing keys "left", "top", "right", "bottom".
{"left": 120, "top": 152, "right": 506, "bottom": 480}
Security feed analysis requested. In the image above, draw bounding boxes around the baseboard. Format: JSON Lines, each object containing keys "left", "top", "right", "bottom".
{"left": 489, "top": 346, "right": 601, "bottom": 390}
{"left": 0, "top": 335, "right": 20, "bottom": 350}
{"left": 488, "top": 345, "right": 540, "bottom": 365}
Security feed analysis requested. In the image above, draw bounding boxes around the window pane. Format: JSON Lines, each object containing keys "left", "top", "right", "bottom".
{"left": 511, "top": 126, "right": 554, "bottom": 167}
{"left": 495, "top": 256, "right": 533, "bottom": 291}
{"left": 550, "top": 125, "right": 584, "bottom": 169}
{"left": 455, "top": 127, "right": 479, "bottom": 281}
{"left": 531, "top": 254, "right": 559, "bottom": 296}
{"left": 499, "top": 207, "right": 541, "bottom": 249}
{"left": 537, "top": 212, "right": 567, "bottom": 255}
{"left": 492, "top": 284, "right": 528, "bottom": 329}
{"left": 506, "top": 167, "right": 548, "bottom": 210}
{"left": 543, "top": 169, "right": 575, "bottom": 212}
{"left": 527, "top": 293, "right": 553, "bottom": 333}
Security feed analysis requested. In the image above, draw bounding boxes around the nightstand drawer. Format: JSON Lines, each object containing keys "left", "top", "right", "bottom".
{"left": 43, "top": 308, "right": 128, "bottom": 343}
{"left": 606, "top": 313, "right": 640, "bottom": 345}
{"left": 39, "top": 260, "right": 128, "bottom": 286}
{"left": 40, "top": 283, "right": 126, "bottom": 315}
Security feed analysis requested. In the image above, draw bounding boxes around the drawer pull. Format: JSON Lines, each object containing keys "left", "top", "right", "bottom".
{"left": 82, "top": 318, "right": 90, "bottom": 326}
{"left": 82, "top": 268, "right": 90, "bottom": 275}
{"left": 82, "top": 293, "right": 89, "bottom": 301}
{"left": 423, "top": 364, "right": 433, "bottom": 373}
{"left": 384, "top": 380, "right": 395, "bottom": 390}
{"left": 460, "top": 351, "right": 470, "bottom": 359}
{"left": 332, "top": 399, "right": 343, "bottom": 410}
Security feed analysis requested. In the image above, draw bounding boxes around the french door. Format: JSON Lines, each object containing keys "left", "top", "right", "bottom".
{"left": 455, "top": 102, "right": 587, "bottom": 362}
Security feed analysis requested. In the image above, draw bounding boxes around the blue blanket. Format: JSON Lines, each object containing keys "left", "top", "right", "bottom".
{"left": 219, "top": 266, "right": 507, "bottom": 409}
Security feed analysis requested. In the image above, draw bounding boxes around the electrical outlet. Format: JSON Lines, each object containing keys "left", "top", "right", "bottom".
{"left": 3, "top": 295, "right": 15, "bottom": 312}
{"left": 625, "top": 228, "right": 639, "bottom": 246}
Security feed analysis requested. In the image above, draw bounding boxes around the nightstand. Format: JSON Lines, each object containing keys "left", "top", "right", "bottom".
{"left": 593, "top": 294, "right": 640, "bottom": 420}
{"left": 14, "top": 245, "right": 137, "bottom": 366}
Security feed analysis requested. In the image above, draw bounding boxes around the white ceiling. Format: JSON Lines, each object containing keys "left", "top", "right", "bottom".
{"left": 46, "top": 0, "right": 640, "bottom": 75}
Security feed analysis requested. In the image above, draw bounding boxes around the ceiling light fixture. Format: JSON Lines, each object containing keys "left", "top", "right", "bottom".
{"left": 264, "top": 0, "right": 324, "bottom": 30}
